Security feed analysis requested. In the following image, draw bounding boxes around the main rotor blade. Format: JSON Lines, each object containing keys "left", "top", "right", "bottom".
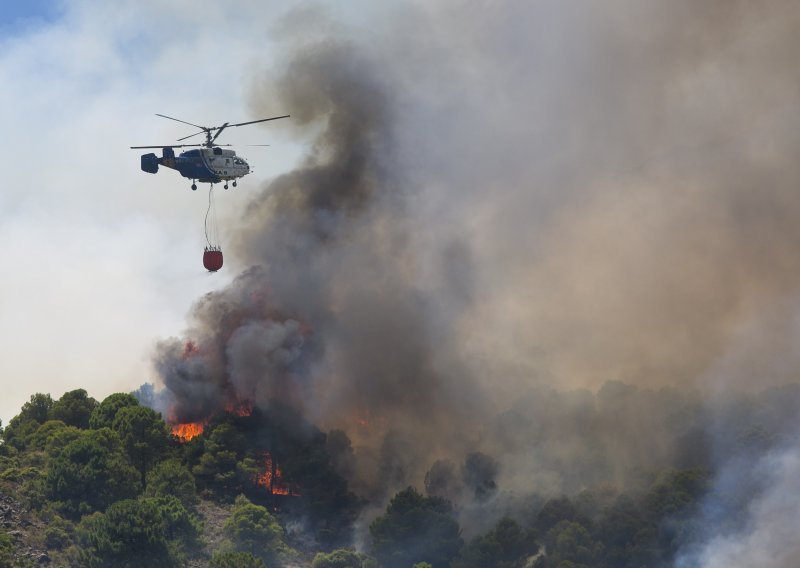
{"left": 209, "top": 122, "right": 230, "bottom": 145}
{"left": 176, "top": 130, "right": 207, "bottom": 142}
{"left": 155, "top": 114, "right": 205, "bottom": 129}
{"left": 129, "top": 144, "right": 231, "bottom": 149}
{"left": 227, "top": 114, "right": 290, "bottom": 128}
{"left": 130, "top": 143, "right": 203, "bottom": 149}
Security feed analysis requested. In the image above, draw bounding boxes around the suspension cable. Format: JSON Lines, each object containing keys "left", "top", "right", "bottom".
{"left": 204, "top": 185, "right": 220, "bottom": 249}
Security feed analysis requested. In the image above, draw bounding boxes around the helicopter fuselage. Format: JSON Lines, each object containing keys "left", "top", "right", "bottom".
{"left": 132, "top": 112, "right": 288, "bottom": 190}
{"left": 140, "top": 146, "right": 250, "bottom": 185}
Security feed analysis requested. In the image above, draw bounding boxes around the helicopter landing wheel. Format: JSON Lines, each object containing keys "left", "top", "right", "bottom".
{"left": 224, "top": 182, "right": 229, "bottom": 190}
{"left": 191, "top": 182, "right": 197, "bottom": 191}
{"left": 232, "top": 180, "right": 237, "bottom": 188}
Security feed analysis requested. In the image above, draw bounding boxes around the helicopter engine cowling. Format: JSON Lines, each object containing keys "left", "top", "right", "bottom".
{"left": 141, "top": 153, "right": 159, "bottom": 174}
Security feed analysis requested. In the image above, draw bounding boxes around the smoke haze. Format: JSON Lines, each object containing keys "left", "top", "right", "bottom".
{"left": 151, "top": 1, "right": 800, "bottom": 563}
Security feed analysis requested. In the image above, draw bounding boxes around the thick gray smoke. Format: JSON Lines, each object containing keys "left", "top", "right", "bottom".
{"left": 152, "top": 0, "right": 800, "bottom": 561}
{"left": 155, "top": 18, "right": 487, "bottom": 498}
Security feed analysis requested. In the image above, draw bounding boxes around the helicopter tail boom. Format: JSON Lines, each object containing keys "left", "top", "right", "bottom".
{"left": 140, "top": 147, "right": 177, "bottom": 174}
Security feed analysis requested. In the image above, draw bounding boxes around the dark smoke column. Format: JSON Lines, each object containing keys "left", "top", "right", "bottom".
{"left": 153, "top": 32, "right": 484, "bottom": 500}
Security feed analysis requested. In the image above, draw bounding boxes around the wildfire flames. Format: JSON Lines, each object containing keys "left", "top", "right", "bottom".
{"left": 254, "top": 452, "right": 300, "bottom": 496}
{"left": 168, "top": 401, "right": 298, "bottom": 496}
{"left": 171, "top": 421, "right": 204, "bottom": 442}
{"left": 169, "top": 399, "right": 254, "bottom": 443}
{"left": 225, "top": 401, "right": 254, "bottom": 417}
{"left": 169, "top": 423, "right": 300, "bottom": 496}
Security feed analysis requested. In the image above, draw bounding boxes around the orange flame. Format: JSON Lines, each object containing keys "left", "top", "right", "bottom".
{"left": 254, "top": 453, "right": 273, "bottom": 488}
{"left": 171, "top": 422, "right": 204, "bottom": 442}
{"left": 254, "top": 452, "right": 300, "bottom": 496}
{"left": 225, "top": 400, "right": 254, "bottom": 417}
{"left": 168, "top": 398, "right": 253, "bottom": 444}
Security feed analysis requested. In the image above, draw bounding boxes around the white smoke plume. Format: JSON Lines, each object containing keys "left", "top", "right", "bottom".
{"left": 676, "top": 436, "right": 800, "bottom": 567}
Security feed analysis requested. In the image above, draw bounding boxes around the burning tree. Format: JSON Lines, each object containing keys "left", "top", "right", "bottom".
{"left": 164, "top": 401, "right": 362, "bottom": 546}
{"left": 171, "top": 421, "right": 204, "bottom": 442}
{"left": 253, "top": 451, "right": 301, "bottom": 496}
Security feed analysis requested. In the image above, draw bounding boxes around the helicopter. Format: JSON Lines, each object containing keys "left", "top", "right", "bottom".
{"left": 131, "top": 113, "right": 289, "bottom": 190}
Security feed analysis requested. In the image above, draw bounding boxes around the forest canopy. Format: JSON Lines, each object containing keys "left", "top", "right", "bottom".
{"left": 0, "top": 382, "right": 795, "bottom": 566}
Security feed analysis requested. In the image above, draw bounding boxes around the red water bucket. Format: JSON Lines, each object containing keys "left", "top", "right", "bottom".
{"left": 203, "top": 248, "right": 223, "bottom": 272}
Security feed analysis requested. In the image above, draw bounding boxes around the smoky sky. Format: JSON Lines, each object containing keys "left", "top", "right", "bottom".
{"left": 152, "top": 0, "right": 800, "bottom": 560}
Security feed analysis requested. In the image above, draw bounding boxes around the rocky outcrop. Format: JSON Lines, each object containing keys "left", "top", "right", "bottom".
{"left": 0, "top": 490, "right": 50, "bottom": 565}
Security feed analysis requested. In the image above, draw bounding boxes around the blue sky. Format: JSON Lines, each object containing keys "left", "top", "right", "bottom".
{"left": 0, "top": 0, "right": 61, "bottom": 29}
